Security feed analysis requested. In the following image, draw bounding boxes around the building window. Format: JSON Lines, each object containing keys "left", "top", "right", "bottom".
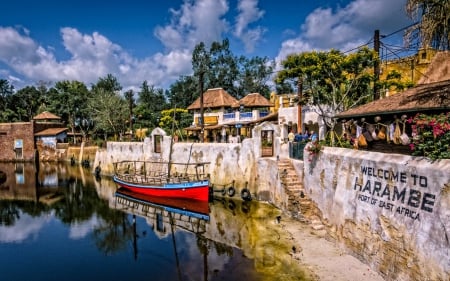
{"left": 14, "top": 139, "right": 23, "bottom": 159}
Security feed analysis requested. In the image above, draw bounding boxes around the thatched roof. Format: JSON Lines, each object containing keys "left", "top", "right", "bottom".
{"left": 238, "top": 93, "right": 273, "bottom": 108}
{"left": 187, "top": 88, "right": 239, "bottom": 110}
{"left": 336, "top": 79, "right": 450, "bottom": 118}
{"left": 336, "top": 51, "right": 450, "bottom": 119}
{"left": 33, "top": 111, "right": 61, "bottom": 120}
{"left": 417, "top": 51, "right": 450, "bottom": 84}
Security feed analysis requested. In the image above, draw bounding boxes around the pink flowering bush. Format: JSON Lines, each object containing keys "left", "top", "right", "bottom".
{"left": 408, "top": 112, "right": 450, "bottom": 160}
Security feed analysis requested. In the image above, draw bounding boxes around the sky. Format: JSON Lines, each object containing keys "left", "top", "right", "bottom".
{"left": 0, "top": 0, "right": 414, "bottom": 92}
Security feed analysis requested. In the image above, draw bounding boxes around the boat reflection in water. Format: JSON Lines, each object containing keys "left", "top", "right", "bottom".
{"left": 115, "top": 187, "right": 210, "bottom": 223}
{"left": 115, "top": 188, "right": 211, "bottom": 280}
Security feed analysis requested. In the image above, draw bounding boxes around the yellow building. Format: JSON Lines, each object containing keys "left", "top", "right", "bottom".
{"left": 379, "top": 47, "right": 437, "bottom": 96}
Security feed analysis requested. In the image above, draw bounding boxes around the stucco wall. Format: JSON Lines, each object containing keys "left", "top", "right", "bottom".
{"left": 303, "top": 146, "right": 450, "bottom": 281}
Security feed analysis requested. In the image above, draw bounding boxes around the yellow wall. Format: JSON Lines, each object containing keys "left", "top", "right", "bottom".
{"left": 379, "top": 48, "right": 437, "bottom": 96}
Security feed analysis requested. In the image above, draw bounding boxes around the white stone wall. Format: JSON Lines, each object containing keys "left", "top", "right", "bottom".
{"left": 303, "top": 146, "right": 450, "bottom": 280}
{"left": 94, "top": 123, "right": 287, "bottom": 206}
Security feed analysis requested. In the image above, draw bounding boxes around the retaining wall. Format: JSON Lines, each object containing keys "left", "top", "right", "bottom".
{"left": 303, "top": 146, "right": 450, "bottom": 281}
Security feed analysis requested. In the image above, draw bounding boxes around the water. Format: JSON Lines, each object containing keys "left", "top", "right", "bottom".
{"left": 0, "top": 162, "right": 311, "bottom": 281}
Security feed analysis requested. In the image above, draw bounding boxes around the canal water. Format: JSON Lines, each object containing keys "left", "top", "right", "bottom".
{"left": 0, "top": 162, "right": 312, "bottom": 281}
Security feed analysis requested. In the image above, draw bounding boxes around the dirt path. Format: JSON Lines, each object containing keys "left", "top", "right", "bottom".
{"left": 281, "top": 217, "right": 385, "bottom": 281}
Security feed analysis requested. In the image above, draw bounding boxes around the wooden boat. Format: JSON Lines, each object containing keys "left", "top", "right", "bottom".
{"left": 115, "top": 187, "right": 210, "bottom": 220}
{"left": 113, "top": 160, "right": 210, "bottom": 201}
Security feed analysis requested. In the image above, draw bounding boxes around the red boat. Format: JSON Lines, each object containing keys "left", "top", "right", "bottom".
{"left": 113, "top": 160, "right": 210, "bottom": 201}
{"left": 115, "top": 188, "right": 210, "bottom": 219}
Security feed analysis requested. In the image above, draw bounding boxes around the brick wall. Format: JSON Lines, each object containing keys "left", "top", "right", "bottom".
{"left": 0, "top": 122, "right": 35, "bottom": 162}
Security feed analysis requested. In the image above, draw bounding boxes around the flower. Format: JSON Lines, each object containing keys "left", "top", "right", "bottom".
{"left": 410, "top": 112, "right": 450, "bottom": 160}
{"left": 306, "top": 140, "right": 322, "bottom": 161}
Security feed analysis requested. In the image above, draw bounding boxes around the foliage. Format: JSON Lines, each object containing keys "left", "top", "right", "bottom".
{"left": 306, "top": 140, "right": 323, "bottom": 161}
{"left": 236, "top": 55, "right": 274, "bottom": 99}
{"left": 190, "top": 39, "right": 274, "bottom": 99}
{"left": 47, "top": 80, "right": 90, "bottom": 137}
{"left": 0, "top": 79, "right": 15, "bottom": 122}
{"left": 408, "top": 112, "right": 450, "bottom": 160}
{"left": 275, "top": 47, "right": 377, "bottom": 137}
{"left": 158, "top": 108, "right": 191, "bottom": 135}
{"left": 324, "top": 131, "right": 353, "bottom": 148}
{"left": 377, "top": 70, "right": 414, "bottom": 97}
{"left": 88, "top": 88, "right": 128, "bottom": 140}
{"left": 168, "top": 76, "right": 198, "bottom": 108}
{"left": 91, "top": 73, "right": 122, "bottom": 93}
{"left": 405, "top": 0, "right": 450, "bottom": 50}
{"left": 135, "top": 81, "right": 168, "bottom": 129}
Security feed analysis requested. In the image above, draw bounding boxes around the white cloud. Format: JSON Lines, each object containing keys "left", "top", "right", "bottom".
{"left": 276, "top": 0, "right": 411, "bottom": 64}
{"left": 154, "top": 0, "right": 229, "bottom": 50}
{"left": 0, "top": 26, "right": 41, "bottom": 64}
{"left": 0, "top": 212, "right": 51, "bottom": 243}
{"left": 69, "top": 215, "right": 102, "bottom": 240}
{"left": 234, "top": 0, "right": 266, "bottom": 52}
{"left": 0, "top": 26, "right": 194, "bottom": 90}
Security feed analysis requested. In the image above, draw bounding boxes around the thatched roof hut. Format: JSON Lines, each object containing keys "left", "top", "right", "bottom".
{"left": 238, "top": 93, "right": 272, "bottom": 108}
{"left": 187, "top": 88, "right": 239, "bottom": 110}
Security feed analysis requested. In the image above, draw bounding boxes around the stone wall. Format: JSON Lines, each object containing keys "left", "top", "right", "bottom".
{"left": 94, "top": 122, "right": 288, "bottom": 206}
{"left": 303, "top": 146, "right": 450, "bottom": 281}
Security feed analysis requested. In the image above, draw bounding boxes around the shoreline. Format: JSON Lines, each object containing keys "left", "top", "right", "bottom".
{"left": 280, "top": 217, "right": 385, "bottom": 281}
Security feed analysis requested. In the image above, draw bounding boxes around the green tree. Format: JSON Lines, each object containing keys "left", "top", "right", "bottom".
{"left": 405, "top": 0, "right": 450, "bottom": 50}
{"left": 189, "top": 39, "right": 274, "bottom": 101}
{"left": 0, "top": 79, "right": 15, "bottom": 122}
{"left": 158, "top": 108, "right": 191, "bottom": 135}
{"left": 236, "top": 55, "right": 274, "bottom": 99}
{"left": 208, "top": 39, "right": 239, "bottom": 96}
{"left": 124, "top": 89, "right": 135, "bottom": 134}
{"left": 135, "top": 81, "right": 168, "bottom": 129}
{"left": 91, "top": 73, "right": 122, "bottom": 93}
{"left": 47, "top": 80, "right": 90, "bottom": 143}
{"left": 168, "top": 76, "right": 199, "bottom": 108}
{"left": 89, "top": 88, "right": 128, "bottom": 140}
{"left": 275, "top": 48, "right": 377, "bottom": 137}
{"left": 13, "top": 86, "right": 43, "bottom": 121}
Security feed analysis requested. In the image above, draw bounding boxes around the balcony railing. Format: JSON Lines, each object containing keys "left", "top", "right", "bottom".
{"left": 196, "top": 109, "right": 270, "bottom": 125}
{"left": 223, "top": 113, "right": 236, "bottom": 120}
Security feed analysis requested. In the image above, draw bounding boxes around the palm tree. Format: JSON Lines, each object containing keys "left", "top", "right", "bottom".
{"left": 405, "top": 0, "right": 450, "bottom": 50}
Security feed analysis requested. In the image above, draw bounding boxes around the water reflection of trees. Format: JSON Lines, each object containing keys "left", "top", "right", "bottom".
{"left": 0, "top": 200, "right": 51, "bottom": 226}
{"left": 92, "top": 212, "right": 133, "bottom": 256}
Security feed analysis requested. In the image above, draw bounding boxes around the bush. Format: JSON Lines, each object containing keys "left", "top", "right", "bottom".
{"left": 408, "top": 112, "right": 450, "bottom": 160}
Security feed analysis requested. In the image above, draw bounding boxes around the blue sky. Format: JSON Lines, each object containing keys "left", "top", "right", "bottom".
{"left": 0, "top": 0, "right": 413, "bottom": 92}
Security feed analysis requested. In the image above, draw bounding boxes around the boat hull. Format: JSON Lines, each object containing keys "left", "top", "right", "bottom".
{"left": 115, "top": 188, "right": 210, "bottom": 220}
{"left": 113, "top": 175, "right": 210, "bottom": 201}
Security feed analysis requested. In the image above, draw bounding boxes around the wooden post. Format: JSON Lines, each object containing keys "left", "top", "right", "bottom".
{"left": 297, "top": 78, "right": 303, "bottom": 133}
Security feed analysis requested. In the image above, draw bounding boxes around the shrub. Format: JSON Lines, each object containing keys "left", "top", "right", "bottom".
{"left": 408, "top": 112, "right": 450, "bottom": 160}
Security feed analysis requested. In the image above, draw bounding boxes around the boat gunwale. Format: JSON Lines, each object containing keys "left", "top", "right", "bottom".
{"left": 113, "top": 160, "right": 210, "bottom": 186}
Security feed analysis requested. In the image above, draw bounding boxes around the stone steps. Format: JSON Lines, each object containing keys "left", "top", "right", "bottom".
{"left": 277, "top": 158, "right": 323, "bottom": 226}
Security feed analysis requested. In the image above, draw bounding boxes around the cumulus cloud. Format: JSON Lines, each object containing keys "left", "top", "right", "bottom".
{"left": 234, "top": 0, "right": 266, "bottom": 53}
{"left": 0, "top": 0, "right": 240, "bottom": 91}
{"left": 276, "top": 0, "right": 411, "bottom": 64}
{"left": 154, "top": 0, "right": 229, "bottom": 50}
{"left": 0, "top": 25, "right": 193, "bottom": 90}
